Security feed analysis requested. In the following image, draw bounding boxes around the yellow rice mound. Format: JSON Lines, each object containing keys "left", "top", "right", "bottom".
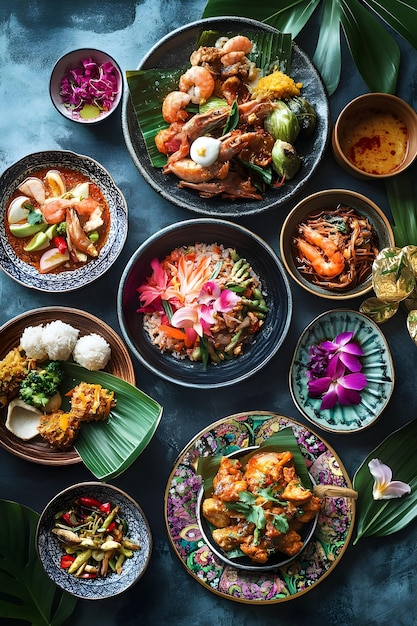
{"left": 252, "top": 70, "right": 302, "bottom": 100}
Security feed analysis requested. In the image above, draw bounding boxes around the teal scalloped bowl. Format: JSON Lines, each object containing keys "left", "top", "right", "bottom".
{"left": 289, "top": 309, "right": 395, "bottom": 433}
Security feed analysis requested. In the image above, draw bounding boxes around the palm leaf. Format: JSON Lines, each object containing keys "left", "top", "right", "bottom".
{"left": 60, "top": 362, "right": 163, "bottom": 481}
{"left": 0, "top": 500, "right": 77, "bottom": 625}
{"left": 352, "top": 418, "right": 417, "bottom": 544}
{"left": 197, "top": 426, "right": 313, "bottom": 495}
{"left": 339, "top": 0, "right": 400, "bottom": 94}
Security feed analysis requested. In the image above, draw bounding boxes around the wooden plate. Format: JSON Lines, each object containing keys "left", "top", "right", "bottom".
{"left": 0, "top": 306, "right": 135, "bottom": 465}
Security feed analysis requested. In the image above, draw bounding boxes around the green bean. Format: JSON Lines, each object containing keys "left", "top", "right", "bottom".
{"left": 225, "top": 330, "right": 243, "bottom": 354}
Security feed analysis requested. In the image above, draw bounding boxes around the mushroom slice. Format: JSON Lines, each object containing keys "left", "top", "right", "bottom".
{"left": 18, "top": 177, "right": 46, "bottom": 204}
{"left": 5, "top": 398, "right": 42, "bottom": 440}
{"left": 45, "top": 170, "right": 66, "bottom": 197}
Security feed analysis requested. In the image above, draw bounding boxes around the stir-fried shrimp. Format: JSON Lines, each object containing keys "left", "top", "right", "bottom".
{"left": 296, "top": 225, "right": 345, "bottom": 279}
{"left": 41, "top": 197, "right": 100, "bottom": 224}
{"left": 154, "top": 122, "right": 184, "bottom": 155}
{"left": 162, "top": 91, "right": 191, "bottom": 123}
{"left": 179, "top": 66, "right": 215, "bottom": 104}
{"left": 293, "top": 205, "right": 380, "bottom": 289}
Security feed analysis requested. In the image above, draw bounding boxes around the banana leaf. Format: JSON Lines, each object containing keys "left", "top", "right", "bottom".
{"left": 126, "top": 29, "right": 292, "bottom": 167}
{"left": 352, "top": 418, "right": 417, "bottom": 544}
{"left": 60, "top": 362, "right": 163, "bottom": 481}
{"left": 202, "top": 0, "right": 416, "bottom": 94}
{"left": 197, "top": 426, "right": 313, "bottom": 495}
{"left": 0, "top": 500, "right": 77, "bottom": 625}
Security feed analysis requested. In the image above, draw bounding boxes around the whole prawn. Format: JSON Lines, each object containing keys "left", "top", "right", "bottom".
{"left": 295, "top": 224, "right": 345, "bottom": 279}
{"left": 179, "top": 66, "right": 215, "bottom": 104}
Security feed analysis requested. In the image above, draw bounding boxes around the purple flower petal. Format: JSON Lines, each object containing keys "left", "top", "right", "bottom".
{"left": 339, "top": 351, "right": 363, "bottom": 372}
{"left": 339, "top": 372, "right": 368, "bottom": 391}
{"left": 320, "top": 387, "right": 338, "bottom": 410}
{"left": 334, "top": 331, "right": 354, "bottom": 346}
{"left": 308, "top": 376, "right": 332, "bottom": 396}
{"left": 336, "top": 386, "right": 361, "bottom": 405}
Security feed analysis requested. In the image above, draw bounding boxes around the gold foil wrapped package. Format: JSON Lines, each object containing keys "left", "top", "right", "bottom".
{"left": 372, "top": 247, "right": 415, "bottom": 303}
{"left": 359, "top": 297, "right": 399, "bottom": 324}
{"left": 403, "top": 245, "right": 417, "bottom": 275}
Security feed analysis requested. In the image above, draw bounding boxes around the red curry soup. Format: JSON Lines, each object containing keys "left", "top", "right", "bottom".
{"left": 5, "top": 167, "right": 111, "bottom": 274}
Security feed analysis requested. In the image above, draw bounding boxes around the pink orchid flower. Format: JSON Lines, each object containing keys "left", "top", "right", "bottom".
{"left": 171, "top": 306, "right": 203, "bottom": 337}
{"left": 368, "top": 459, "right": 411, "bottom": 500}
{"left": 308, "top": 357, "right": 367, "bottom": 410}
{"left": 321, "top": 331, "right": 364, "bottom": 372}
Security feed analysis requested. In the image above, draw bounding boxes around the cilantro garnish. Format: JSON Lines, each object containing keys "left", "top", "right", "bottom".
{"left": 226, "top": 488, "right": 289, "bottom": 544}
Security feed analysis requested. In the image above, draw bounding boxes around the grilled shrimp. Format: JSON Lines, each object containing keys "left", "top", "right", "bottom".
{"left": 179, "top": 66, "right": 215, "bottom": 104}
{"left": 163, "top": 158, "right": 230, "bottom": 183}
{"left": 162, "top": 91, "right": 191, "bottom": 123}
{"left": 295, "top": 224, "right": 345, "bottom": 279}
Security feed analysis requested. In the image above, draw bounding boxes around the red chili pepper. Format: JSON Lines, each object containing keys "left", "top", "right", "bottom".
{"left": 107, "top": 521, "right": 116, "bottom": 532}
{"left": 60, "top": 555, "right": 76, "bottom": 569}
{"left": 79, "top": 496, "right": 103, "bottom": 508}
{"left": 61, "top": 512, "right": 73, "bottom": 525}
{"left": 79, "top": 572, "right": 98, "bottom": 579}
{"left": 53, "top": 235, "right": 67, "bottom": 253}
{"left": 99, "top": 502, "right": 111, "bottom": 514}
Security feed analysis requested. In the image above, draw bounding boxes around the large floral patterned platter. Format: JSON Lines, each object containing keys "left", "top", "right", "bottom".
{"left": 164, "top": 411, "right": 355, "bottom": 604}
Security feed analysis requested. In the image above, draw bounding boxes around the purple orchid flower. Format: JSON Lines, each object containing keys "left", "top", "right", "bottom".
{"left": 321, "top": 331, "right": 364, "bottom": 372}
{"left": 308, "top": 357, "right": 367, "bottom": 410}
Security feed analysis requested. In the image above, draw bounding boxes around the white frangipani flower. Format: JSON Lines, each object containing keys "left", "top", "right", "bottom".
{"left": 368, "top": 459, "right": 411, "bottom": 500}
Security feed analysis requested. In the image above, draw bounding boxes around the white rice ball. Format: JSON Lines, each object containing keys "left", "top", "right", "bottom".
{"left": 20, "top": 325, "right": 48, "bottom": 361}
{"left": 72, "top": 333, "right": 111, "bottom": 371}
{"left": 42, "top": 320, "right": 79, "bottom": 361}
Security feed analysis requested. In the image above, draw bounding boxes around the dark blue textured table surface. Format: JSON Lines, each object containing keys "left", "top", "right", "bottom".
{"left": 1, "top": 2, "right": 416, "bottom": 624}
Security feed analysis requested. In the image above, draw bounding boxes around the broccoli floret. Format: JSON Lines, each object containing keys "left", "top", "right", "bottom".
{"left": 19, "top": 361, "right": 63, "bottom": 408}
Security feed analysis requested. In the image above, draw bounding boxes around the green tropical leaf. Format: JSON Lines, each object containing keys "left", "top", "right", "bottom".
{"left": 386, "top": 168, "right": 417, "bottom": 248}
{"left": 352, "top": 418, "right": 417, "bottom": 544}
{"left": 364, "top": 0, "right": 417, "bottom": 49}
{"left": 339, "top": 0, "right": 400, "bottom": 93}
{"left": 60, "top": 362, "right": 163, "bottom": 481}
{"left": 202, "top": 0, "right": 414, "bottom": 94}
{"left": 0, "top": 500, "right": 77, "bottom": 625}
{"left": 313, "top": 0, "right": 342, "bottom": 96}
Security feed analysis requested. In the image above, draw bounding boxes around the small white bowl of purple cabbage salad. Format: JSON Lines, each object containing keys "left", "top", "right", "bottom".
{"left": 49, "top": 48, "right": 123, "bottom": 124}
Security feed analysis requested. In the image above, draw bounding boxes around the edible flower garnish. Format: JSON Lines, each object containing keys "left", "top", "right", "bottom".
{"left": 307, "top": 331, "right": 367, "bottom": 410}
{"left": 60, "top": 57, "right": 119, "bottom": 120}
{"left": 368, "top": 459, "right": 411, "bottom": 500}
{"left": 138, "top": 257, "right": 240, "bottom": 343}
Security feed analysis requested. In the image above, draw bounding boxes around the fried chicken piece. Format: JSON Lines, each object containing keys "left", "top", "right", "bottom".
{"left": 202, "top": 497, "right": 234, "bottom": 528}
{"left": 38, "top": 411, "right": 80, "bottom": 450}
{"left": 0, "top": 347, "right": 33, "bottom": 408}
{"left": 66, "top": 382, "right": 115, "bottom": 422}
{"left": 212, "top": 457, "right": 247, "bottom": 502}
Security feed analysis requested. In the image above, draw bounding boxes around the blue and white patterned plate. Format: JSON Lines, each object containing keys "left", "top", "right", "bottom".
{"left": 36, "top": 482, "right": 152, "bottom": 599}
{"left": 289, "top": 309, "right": 395, "bottom": 433}
{"left": 0, "top": 150, "right": 128, "bottom": 292}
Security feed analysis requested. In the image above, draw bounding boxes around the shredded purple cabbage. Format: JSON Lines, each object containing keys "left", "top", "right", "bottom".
{"left": 59, "top": 57, "right": 119, "bottom": 117}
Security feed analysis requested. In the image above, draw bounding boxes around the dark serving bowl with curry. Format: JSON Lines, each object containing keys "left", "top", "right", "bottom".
{"left": 0, "top": 150, "right": 128, "bottom": 292}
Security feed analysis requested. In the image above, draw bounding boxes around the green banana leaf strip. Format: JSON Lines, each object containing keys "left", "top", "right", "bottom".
{"left": 0, "top": 500, "right": 77, "bottom": 625}
{"left": 197, "top": 426, "right": 312, "bottom": 496}
{"left": 352, "top": 418, "right": 417, "bottom": 544}
{"left": 386, "top": 169, "right": 417, "bottom": 248}
{"left": 60, "top": 362, "right": 162, "bottom": 481}
{"left": 126, "top": 29, "right": 292, "bottom": 168}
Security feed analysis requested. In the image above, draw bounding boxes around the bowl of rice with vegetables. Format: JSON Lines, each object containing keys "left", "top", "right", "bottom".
{"left": 117, "top": 219, "right": 292, "bottom": 388}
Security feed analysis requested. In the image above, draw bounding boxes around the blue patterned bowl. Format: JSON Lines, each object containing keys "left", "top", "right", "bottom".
{"left": 289, "top": 309, "right": 395, "bottom": 433}
{"left": 36, "top": 482, "right": 152, "bottom": 599}
{"left": 0, "top": 150, "right": 128, "bottom": 292}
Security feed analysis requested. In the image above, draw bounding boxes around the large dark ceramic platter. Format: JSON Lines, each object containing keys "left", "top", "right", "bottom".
{"left": 122, "top": 17, "right": 330, "bottom": 217}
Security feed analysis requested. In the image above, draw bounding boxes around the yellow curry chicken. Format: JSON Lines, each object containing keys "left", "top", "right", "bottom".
{"left": 202, "top": 450, "right": 320, "bottom": 564}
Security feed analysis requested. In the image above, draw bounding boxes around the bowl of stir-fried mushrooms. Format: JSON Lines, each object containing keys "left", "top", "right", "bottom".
{"left": 36, "top": 481, "right": 152, "bottom": 599}
{"left": 280, "top": 189, "right": 395, "bottom": 300}
{"left": 196, "top": 446, "right": 321, "bottom": 571}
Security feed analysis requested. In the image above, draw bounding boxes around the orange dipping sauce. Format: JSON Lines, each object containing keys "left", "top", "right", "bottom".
{"left": 339, "top": 108, "right": 408, "bottom": 175}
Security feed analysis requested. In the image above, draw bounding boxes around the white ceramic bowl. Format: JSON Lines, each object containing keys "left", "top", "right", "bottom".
{"left": 50, "top": 48, "right": 123, "bottom": 124}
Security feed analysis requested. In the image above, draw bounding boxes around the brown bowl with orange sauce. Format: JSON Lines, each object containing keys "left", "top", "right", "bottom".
{"left": 331, "top": 93, "right": 417, "bottom": 180}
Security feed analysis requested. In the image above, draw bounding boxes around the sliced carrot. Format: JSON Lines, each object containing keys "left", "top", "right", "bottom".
{"left": 160, "top": 324, "right": 187, "bottom": 340}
